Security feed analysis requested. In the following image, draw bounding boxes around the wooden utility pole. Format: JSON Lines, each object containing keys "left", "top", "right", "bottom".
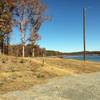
{"left": 42, "top": 48, "right": 46, "bottom": 66}
{"left": 83, "top": 8, "right": 86, "bottom": 62}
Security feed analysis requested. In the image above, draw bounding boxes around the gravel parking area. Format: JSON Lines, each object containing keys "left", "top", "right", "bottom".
{"left": 0, "top": 72, "right": 100, "bottom": 100}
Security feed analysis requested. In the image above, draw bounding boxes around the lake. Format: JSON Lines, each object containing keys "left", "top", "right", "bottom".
{"left": 63, "top": 55, "right": 100, "bottom": 62}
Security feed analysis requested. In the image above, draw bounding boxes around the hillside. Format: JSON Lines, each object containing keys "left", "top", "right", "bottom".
{"left": 0, "top": 55, "right": 100, "bottom": 94}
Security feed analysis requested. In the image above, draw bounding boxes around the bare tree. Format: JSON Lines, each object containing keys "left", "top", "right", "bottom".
{"left": 13, "top": 0, "right": 46, "bottom": 57}
{"left": 29, "top": 18, "right": 41, "bottom": 57}
{"left": 29, "top": 15, "right": 50, "bottom": 57}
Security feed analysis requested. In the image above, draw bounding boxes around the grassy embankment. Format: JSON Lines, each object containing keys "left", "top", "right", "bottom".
{"left": 0, "top": 54, "right": 100, "bottom": 93}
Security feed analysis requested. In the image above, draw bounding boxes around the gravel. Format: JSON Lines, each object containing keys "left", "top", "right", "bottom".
{"left": 0, "top": 72, "right": 100, "bottom": 100}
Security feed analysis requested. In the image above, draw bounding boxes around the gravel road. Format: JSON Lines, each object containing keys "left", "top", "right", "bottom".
{"left": 0, "top": 72, "right": 100, "bottom": 100}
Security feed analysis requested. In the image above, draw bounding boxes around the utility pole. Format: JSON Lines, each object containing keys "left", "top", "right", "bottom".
{"left": 42, "top": 48, "right": 46, "bottom": 66}
{"left": 83, "top": 8, "right": 86, "bottom": 62}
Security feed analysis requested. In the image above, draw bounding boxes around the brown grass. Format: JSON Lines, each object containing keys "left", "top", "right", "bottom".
{"left": 0, "top": 55, "right": 100, "bottom": 93}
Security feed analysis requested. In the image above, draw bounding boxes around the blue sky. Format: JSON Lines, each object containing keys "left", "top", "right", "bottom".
{"left": 11, "top": 0, "right": 100, "bottom": 52}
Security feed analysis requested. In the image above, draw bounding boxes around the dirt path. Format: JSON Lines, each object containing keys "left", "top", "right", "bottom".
{"left": 0, "top": 72, "right": 100, "bottom": 100}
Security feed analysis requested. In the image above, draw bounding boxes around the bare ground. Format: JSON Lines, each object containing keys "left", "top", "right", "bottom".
{"left": 0, "top": 72, "right": 100, "bottom": 100}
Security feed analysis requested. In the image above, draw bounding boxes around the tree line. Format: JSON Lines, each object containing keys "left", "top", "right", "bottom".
{"left": 0, "top": 0, "right": 48, "bottom": 57}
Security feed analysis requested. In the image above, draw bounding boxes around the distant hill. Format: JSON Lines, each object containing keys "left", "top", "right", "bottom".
{"left": 46, "top": 50, "right": 100, "bottom": 56}
{"left": 62, "top": 51, "right": 100, "bottom": 56}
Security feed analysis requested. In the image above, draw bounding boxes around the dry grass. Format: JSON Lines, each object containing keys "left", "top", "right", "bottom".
{"left": 0, "top": 55, "right": 100, "bottom": 93}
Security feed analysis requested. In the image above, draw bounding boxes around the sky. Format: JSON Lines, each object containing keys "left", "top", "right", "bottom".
{"left": 11, "top": 0, "right": 100, "bottom": 52}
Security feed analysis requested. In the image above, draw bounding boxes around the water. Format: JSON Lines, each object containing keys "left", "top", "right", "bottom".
{"left": 63, "top": 55, "right": 100, "bottom": 62}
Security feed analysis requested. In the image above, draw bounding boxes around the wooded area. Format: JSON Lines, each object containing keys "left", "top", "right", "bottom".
{"left": 0, "top": 0, "right": 47, "bottom": 57}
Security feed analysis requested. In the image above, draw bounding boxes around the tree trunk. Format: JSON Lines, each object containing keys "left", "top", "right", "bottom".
{"left": 0, "top": 49, "right": 1, "bottom": 55}
{"left": 2, "top": 40, "right": 4, "bottom": 55}
{"left": 22, "top": 44, "right": 25, "bottom": 57}
{"left": 32, "top": 47, "right": 34, "bottom": 57}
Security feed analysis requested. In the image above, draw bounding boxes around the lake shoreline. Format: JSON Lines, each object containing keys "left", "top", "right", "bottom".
{"left": 57, "top": 55, "right": 100, "bottom": 62}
